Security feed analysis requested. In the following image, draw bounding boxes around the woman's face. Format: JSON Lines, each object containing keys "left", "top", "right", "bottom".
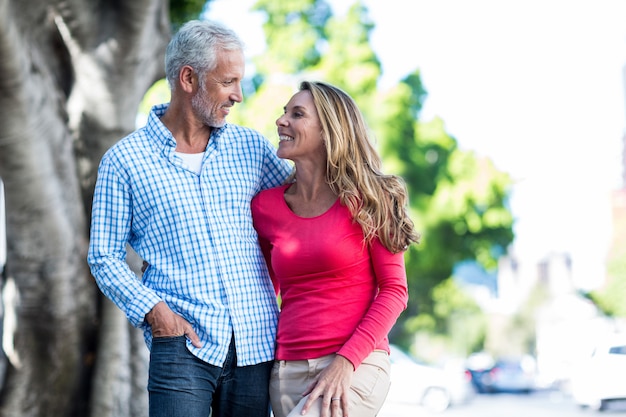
{"left": 275, "top": 90, "right": 325, "bottom": 162}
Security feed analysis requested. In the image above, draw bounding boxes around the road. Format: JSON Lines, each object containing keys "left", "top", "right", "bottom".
{"left": 379, "top": 390, "right": 626, "bottom": 417}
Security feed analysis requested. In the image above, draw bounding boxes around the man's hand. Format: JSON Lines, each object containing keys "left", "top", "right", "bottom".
{"left": 145, "top": 301, "right": 202, "bottom": 348}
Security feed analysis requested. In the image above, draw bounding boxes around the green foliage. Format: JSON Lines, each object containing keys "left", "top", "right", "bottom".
{"left": 377, "top": 81, "right": 452, "bottom": 203}
{"left": 379, "top": 72, "right": 514, "bottom": 347}
{"left": 252, "top": 0, "right": 331, "bottom": 74}
{"left": 170, "top": 0, "right": 210, "bottom": 28}
{"left": 401, "top": 279, "right": 486, "bottom": 359}
{"left": 314, "top": 3, "right": 380, "bottom": 99}
{"left": 403, "top": 72, "right": 428, "bottom": 119}
{"left": 434, "top": 279, "right": 487, "bottom": 355}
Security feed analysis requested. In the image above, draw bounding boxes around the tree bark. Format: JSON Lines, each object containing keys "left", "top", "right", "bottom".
{"left": 0, "top": 0, "right": 170, "bottom": 415}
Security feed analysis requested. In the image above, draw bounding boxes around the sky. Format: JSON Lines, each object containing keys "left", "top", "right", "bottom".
{"left": 207, "top": 0, "right": 625, "bottom": 289}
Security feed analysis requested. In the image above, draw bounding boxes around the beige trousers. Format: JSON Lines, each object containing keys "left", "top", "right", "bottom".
{"left": 270, "top": 350, "right": 391, "bottom": 417}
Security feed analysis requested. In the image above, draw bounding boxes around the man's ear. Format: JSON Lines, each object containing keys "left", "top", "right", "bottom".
{"left": 179, "top": 65, "right": 197, "bottom": 94}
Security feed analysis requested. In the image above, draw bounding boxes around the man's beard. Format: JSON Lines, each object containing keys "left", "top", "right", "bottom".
{"left": 191, "top": 83, "right": 225, "bottom": 128}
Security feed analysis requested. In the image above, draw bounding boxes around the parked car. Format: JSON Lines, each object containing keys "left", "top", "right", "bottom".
{"left": 465, "top": 352, "right": 495, "bottom": 393}
{"left": 386, "top": 344, "right": 474, "bottom": 413}
{"left": 480, "top": 356, "right": 537, "bottom": 393}
{"left": 570, "top": 334, "right": 626, "bottom": 411}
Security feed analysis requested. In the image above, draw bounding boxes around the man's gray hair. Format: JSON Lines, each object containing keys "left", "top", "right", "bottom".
{"left": 165, "top": 20, "right": 244, "bottom": 90}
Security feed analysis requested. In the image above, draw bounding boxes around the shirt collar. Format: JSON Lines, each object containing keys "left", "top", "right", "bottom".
{"left": 146, "top": 103, "right": 230, "bottom": 150}
{"left": 146, "top": 103, "right": 176, "bottom": 150}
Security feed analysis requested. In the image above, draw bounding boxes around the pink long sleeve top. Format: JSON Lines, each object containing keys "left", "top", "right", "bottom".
{"left": 251, "top": 184, "right": 409, "bottom": 368}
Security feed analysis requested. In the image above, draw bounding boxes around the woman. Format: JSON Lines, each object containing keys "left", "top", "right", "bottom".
{"left": 251, "top": 81, "right": 419, "bottom": 417}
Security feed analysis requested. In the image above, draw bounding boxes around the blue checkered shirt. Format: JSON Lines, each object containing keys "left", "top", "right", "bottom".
{"left": 88, "top": 103, "right": 292, "bottom": 366}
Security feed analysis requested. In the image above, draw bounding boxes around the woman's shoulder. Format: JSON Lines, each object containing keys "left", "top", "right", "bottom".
{"left": 262, "top": 183, "right": 290, "bottom": 196}
{"left": 252, "top": 184, "right": 291, "bottom": 225}
{"left": 253, "top": 184, "right": 290, "bottom": 204}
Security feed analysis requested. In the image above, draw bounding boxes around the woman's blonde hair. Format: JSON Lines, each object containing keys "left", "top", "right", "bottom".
{"left": 298, "top": 81, "right": 420, "bottom": 253}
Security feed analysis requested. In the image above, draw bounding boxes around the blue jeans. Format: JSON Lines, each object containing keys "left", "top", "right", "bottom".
{"left": 148, "top": 335, "right": 272, "bottom": 417}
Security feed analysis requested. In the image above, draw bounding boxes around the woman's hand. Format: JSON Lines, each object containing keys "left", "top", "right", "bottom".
{"left": 301, "top": 355, "right": 353, "bottom": 417}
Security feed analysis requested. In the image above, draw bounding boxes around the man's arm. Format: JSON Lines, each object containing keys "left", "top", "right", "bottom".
{"left": 87, "top": 155, "right": 161, "bottom": 327}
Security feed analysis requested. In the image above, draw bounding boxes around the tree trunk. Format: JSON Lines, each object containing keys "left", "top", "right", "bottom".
{"left": 0, "top": 0, "right": 170, "bottom": 415}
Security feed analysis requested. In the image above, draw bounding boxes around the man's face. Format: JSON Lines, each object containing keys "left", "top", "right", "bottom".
{"left": 191, "top": 49, "right": 244, "bottom": 128}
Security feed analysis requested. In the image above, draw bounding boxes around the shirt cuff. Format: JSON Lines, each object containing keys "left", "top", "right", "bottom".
{"left": 127, "top": 290, "right": 162, "bottom": 328}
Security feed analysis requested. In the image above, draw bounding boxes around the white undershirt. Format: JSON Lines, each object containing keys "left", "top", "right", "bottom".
{"left": 175, "top": 152, "right": 205, "bottom": 174}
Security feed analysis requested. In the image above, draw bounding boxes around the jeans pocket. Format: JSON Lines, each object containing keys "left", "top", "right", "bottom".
{"left": 152, "top": 334, "right": 186, "bottom": 344}
{"left": 149, "top": 335, "right": 188, "bottom": 367}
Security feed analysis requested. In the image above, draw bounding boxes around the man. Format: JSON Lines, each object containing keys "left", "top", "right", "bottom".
{"left": 88, "top": 20, "right": 291, "bottom": 417}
